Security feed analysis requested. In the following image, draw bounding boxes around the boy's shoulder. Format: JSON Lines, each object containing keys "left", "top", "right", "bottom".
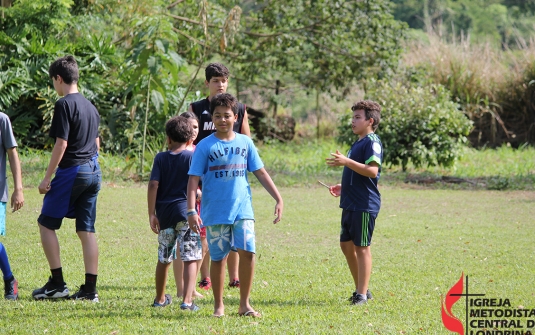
{"left": 56, "top": 93, "right": 95, "bottom": 107}
{"left": 366, "top": 133, "right": 381, "bottom": 143}
{"left": 0, "top": 112, "right": 10, "bottom": 122}
{"left": 155, "top": 150, "right": 193, "bottom": 160}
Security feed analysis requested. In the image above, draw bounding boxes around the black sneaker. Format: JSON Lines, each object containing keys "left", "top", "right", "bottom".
{"left": 70, "top": 285, "right": 99, "bottom": 302}
{"left": 180, "top": 302, "right": 200, "bottom": 311}
{"left": 349, "top": 289, "right": 373, "bottom": 301}
{"left": 4, "top": 277, "right": 18, "bottom": 300}
{"left": 32, "top": 277, "right": 69, "bottom": 300}
{"left": 351, "top": 292, "right": 368, "bottom": 305}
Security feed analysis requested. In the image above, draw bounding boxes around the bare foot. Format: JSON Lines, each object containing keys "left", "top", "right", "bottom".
{"left": 193, "top": 290, "right": 204, "bottom": 299}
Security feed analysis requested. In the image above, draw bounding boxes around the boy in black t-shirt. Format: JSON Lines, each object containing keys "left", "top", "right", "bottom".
{"left": 33, "top": 56, "right": 101, "bottom": 302}
{"left": 148, "top": 116, "right": 202, "bottom": 310}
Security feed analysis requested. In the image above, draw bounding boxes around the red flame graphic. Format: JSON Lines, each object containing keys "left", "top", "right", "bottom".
{"left": 441, "top": 273, "right": 464, "bottom": 335}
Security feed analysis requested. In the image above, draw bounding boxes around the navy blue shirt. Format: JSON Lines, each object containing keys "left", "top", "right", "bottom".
{"left": 340, "top": 133, "right": 383, "bottom": 215}
{"left": 150, "top": 150, "right": 193, "bottom": 230}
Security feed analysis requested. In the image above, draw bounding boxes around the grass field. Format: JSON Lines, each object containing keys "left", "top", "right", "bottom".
{"left": 1, "top": 185, "right": 534, "bottom": 334}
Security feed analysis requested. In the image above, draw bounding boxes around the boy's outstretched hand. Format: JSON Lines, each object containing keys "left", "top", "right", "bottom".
{"left": 326, "top": 150, "right": 347, "bottom": 167}
{"left": 273, "top": 202, "right": 283, "bottom": 224}
{"left": 329, "top": 184, "right": 341, "bottom": 197}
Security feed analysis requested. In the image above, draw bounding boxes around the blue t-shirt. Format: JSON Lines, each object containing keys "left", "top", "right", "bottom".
{"left": 188, "top": 133, "right": 264, "bottom": 226}
{"left": 340, "top": 133, "right": 383, "bottom": 215}
{"left": 150, "top": 150, "right": 193, "bottom": 230}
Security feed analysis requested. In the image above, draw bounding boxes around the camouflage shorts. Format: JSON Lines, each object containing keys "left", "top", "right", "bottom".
{"left": 158, "top": 221, "right": 202, "bottom": 263}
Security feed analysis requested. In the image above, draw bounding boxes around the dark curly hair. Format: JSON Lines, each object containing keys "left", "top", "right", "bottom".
{"left": 351, "top": 100, "right": 381, "bottom": 131}
{"left": 166, "top": 116, "right": 193, "bottom": 143}
{"left": 210, "top": 93, "right": 238, "bottom": 115}
{"left": 205, "top": 63, "right": 229, "bottom": 81}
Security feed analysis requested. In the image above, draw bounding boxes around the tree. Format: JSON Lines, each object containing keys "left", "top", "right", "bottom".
{"left": 225, "top": 0, "right": 406, "bottom": 137}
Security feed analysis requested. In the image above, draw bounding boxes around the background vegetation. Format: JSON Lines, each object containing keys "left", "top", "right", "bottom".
{"left": 1, "top": 0, "right": 534, "bottom": 178}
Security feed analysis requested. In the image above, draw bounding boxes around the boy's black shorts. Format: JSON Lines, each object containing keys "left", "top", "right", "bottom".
{"left": 340, "top": 209, "right": 376, "bottom": 247}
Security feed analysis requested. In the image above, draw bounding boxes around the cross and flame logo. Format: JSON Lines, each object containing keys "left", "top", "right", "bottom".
{"left": 442, "top": 273, "right": 465, "bottom": 335}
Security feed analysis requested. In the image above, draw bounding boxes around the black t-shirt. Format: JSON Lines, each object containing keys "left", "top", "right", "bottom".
{"left": 191, "top": 98, "right": 245, "bottom": 145}
{"left": 49, "top": 93, "right": 100, "bottom": 168}
{"left": 149, "top": 150, "right": 193, "bottom": 230}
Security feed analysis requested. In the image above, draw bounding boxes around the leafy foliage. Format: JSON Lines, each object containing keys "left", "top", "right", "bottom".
{"left": 228, "top": 0, "right": 406, "bottom": 93}
{"left": 337, "top": 79, "right": 473, "bottom": 170}
{"left": 391, "top": 0, "right": 535, "bottom": 48}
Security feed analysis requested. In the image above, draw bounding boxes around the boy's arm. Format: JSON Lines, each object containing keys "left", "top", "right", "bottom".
{"left": 186, "top": 176, "right": 202, "bottom": 232}
{"left": 38, "top": 138, "right": 67, "bottom": 194}
{"left": 147, "top": 180, "right": 160, "bottom": 234}
{"left": 6, "top": 147, "right": 24, "bottom": 212}
{"left": 187, "top": 176, "right": 202, "bottom": 234}
{"left": 252, "top": 168, "right": 283, "bottom": 224}
{"left": 96, "top": 137, "right": 100, "bottom": 152}
{"left": 241, "top": 110, "right": 251, "bottom": 137}
{"left": 326, "top": 149, "right": 379, "bottom": 178}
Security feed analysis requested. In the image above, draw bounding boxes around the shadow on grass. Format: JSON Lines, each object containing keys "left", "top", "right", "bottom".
{"left": 381, "top": 172, "right": 535, "bottom": 191}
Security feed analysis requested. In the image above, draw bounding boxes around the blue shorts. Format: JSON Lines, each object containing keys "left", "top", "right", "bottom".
{"left": 38, "top": 157, "right": 101, "bottom": 232}
{"left": 206, "top": 220, "right": 255, "bottom": 261}
{"left": 340, "top": 210, "right": 376, "bottom": 247}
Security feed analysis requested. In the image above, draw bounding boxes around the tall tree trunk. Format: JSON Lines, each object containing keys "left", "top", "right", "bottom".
{"left": 236, "top": 78, "right": 240, "bottom": 102}
{"left": 1, "top": 0, "right": 12, "bottom": 19}
{"left": 273, "top": 79, "right": 280, "bottom": 118}
{"left": 141, "top": 75, "right": 151, "bottom": 176}
{"left": 316, "top": 89, "right": 320, "bottom": 140}
{"left": 423, "top": 0, "right": 431, "bottom": 33}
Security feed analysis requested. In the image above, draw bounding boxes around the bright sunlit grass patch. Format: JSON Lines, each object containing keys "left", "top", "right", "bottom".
{"left": 1, "top": 187, "right": 534, "bottom": 334}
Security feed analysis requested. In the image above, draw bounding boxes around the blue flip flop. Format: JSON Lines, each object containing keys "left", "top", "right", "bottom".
{"left": 152, "top": 294, "right": 172, "bottom": 307}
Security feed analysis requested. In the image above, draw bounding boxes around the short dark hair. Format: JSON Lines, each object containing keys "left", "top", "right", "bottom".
{"left": 49, "top": 55, "right": 79, "bottom": 84}
{"left": 166, "top": 116, "right": 193, "bottom": 143}
{"left": 351, "top": 100, "right": 381, "bottom": 131}
{"left": 210, "top": 93, "right": 238, "bottom": 115}
{"left": 205, "top": 63, "right": 229, "bottom": 82}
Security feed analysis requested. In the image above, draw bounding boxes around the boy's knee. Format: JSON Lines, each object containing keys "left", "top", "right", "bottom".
{"left": 354, "top": 246, "right": 371, "bottom": 255}
{"left": 237, "top": 249, "right": 254, "bottom": 259}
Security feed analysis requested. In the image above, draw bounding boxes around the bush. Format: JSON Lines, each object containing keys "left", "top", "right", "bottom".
{"left": 337, "top": 79, "right": 473, "bottom": 170}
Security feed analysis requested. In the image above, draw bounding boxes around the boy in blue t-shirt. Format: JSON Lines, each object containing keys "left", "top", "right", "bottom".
{"left": 326, "top": 100, "right": 383, "bottom": 306}
{"left": 187, "top": 93, "right": 283, "bottom": 318}
{"left": 148, "top": 116, "right": 202, "bottom": 311}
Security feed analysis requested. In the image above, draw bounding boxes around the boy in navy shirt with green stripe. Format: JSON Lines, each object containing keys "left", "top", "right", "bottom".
{"left": 326, "top": 100, "right": 383, "bottom": 305}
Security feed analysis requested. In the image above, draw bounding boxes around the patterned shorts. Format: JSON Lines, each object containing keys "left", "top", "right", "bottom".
{"left": 206, "top": 220, "right": 255, "bottom": 261}
{"left": 158, "top": 221, "right": 202, "bottom": 264}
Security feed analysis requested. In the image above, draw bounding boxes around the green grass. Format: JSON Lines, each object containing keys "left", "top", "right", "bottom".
{"left": 16, "top": 141, "right": 535, "bottom": 190}
{"left": 1, "top": 186, "right": 534, "bottom": 334}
